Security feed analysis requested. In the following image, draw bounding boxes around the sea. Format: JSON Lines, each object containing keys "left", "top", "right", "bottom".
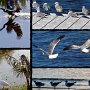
{"left": 32, "top": 31, "right": 90, "bottom": 67}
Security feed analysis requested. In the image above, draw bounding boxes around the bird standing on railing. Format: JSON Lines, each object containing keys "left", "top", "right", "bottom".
{"left": 43, "top": 3, "right": 50, "bottom": 11}
{"left": 82, "top": 6, "right": 89, "bottom": 16}
{"left": 65, "top": 80, "right": 76, "bottom": 90}
{"left": 50, "top": 81, "right": 62, "bottom": 90}
{"left": 55, "top": 2, "right": 63, "bottom": 12}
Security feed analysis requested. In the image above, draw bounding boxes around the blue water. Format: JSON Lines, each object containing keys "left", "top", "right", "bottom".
{"left": 32, "top": 31, "right": 90, "bottom": 67}
{"left": 32, "top": 0, "right": 90, "bottom": 13}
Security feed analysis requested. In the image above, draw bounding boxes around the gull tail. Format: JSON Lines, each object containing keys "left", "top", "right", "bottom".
{"left": 63, "top": 45, "right": 80, "bottom": 50}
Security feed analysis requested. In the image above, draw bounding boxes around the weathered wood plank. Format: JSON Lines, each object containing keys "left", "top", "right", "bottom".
{"left": 32, "top": 14, "right": 57, "bottom": 29}
{"left": 55, "top": 16, "right": 80, "bottom": 29}
{"left": 42, "top": 15, "right": 66, "bottom": 29}
{"left": 69, "top": 17, "right": 90, "bottom": 29}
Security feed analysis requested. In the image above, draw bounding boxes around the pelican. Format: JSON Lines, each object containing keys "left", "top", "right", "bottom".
{"left": 55, "top": 2, "right": 63, "bottom": 12}
{"left": 63, "top": 39, "right": 90, "bottom": 53}
{"left": 43, "top": 3, "right": 50, "bottom": 11}
{"left": 34, "top": 35, "right": 65, "bottom": 59}
{"left": 82, "top": 6, "right": 89, "bottom": 16}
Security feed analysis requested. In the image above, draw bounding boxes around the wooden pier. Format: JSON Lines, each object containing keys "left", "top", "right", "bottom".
{"left": 32, "top": 12, "right": 90, "bottom": 29}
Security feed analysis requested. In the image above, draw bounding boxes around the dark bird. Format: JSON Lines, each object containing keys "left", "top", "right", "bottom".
{"left": 65, "top": 80, "right": 76, "bottom": 90}
{"left": 34, "top": 81, "right": 45, "bottom": 88}
{"left": 0, "top": 4, "right": 21, "bottom": 16}
{"left": 50, "top": 81, "right": 62, "bottom": 90}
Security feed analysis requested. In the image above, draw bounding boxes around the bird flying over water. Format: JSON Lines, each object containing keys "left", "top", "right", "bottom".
{"left": 34, "top": 35, "right": 65, "bottom": 59}
{"left": 63, "top": 39, "right": 90, "bottom": 53}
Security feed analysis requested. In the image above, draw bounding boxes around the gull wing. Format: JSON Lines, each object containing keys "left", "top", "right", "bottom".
{"left": 63, "top": 45, "right": 80, "bottom": 50}
{"left": 48, "top": 35, "right": 65, "bottom": 54}
{"left": 33, "top": 45, "right": 49, "bottom": 56}
{"left": 81, "top": 39, "right": 90, "bottom": 49}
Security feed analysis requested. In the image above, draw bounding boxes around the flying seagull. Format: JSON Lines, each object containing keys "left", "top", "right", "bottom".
{"left": 43, "top": 3, "right": 50, "bottom": 11}
{"left": 34, "top": 35, "right": 65, "bottom": 59}
{"left": 82, "top": 6, "right": 89, "bottom": 16}
{"left": 63, "top": 39, "right": 90, "bottom": 53}
{"left": 55, "top": 2, "right": 63, "bottom": 12}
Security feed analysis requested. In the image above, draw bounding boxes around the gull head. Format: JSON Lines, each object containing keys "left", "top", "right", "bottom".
{"left": 49, "top": 53, "right": 58, "bottom": 59}
{"left": 44, "top": 3, "right": 47, "bottom": 5}
{"left": 55, "top": 2, "right": 59, "bottom": 5}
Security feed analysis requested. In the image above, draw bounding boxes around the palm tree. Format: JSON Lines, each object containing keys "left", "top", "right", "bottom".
{"left": 6, "top": 54, "right": 30, "bottom": 90}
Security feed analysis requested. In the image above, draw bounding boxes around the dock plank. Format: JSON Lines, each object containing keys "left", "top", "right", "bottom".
{"left": 42, "top": 15, "right": 66, "bottom": 29}
{"left": 55, "top": 16, "right": 79, "bottom": 29}
{"left": 69, "top": 17, "right": 90, "bottom": 29}
{"left": 82, "top": 20, "right": 90, "bottom": 29}
{"left": 32, "top": 14, "right": 57, "bottom": 29}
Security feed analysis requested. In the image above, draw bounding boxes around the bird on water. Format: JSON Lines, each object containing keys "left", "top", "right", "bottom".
{"left": 34, "top": 35, "right": 65, "bottom": 59}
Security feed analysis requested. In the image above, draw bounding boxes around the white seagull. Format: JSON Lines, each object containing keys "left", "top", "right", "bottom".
{"left": 34, "top": 35, "right": 65, "bottom": 59}
{"left": 55, "top": 2, "right": 63, "bottom": 12}
{"left": 68, "top": 10, "right": 78, "bottom": 17}
{"left": 43, "top": 3, "right": 50, "bottom": 11}
{"left": 82, "top": 6, "right": 89, "bottom": 16}
{"left": 36, "top": 7, "right": 46, "bottom": 18}
{"left": 32, "top": 1, "right": 40, "bottom": 11}
{"left": 63, "top": 39, "right": 90, "bottom": 53}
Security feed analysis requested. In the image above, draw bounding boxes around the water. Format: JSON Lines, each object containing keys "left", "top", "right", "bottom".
{"left": 32, "top": 31, "right": 90, "bottom": 67}
{"left": 0, "top": 50, "right": 30, "bottom": 87}
{"left": 0, "top": 0, "right": 30, "bottom": 48}
{"left": 32, "top": 0, "right": 90, "bottom": 13}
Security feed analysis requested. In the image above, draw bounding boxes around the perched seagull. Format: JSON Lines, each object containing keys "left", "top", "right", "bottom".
{"left": 68, "top": 10, "right": 78, "bottom": 18}
{"left": 34, "top": 35, "right": 65, "bottom": 59}
{"left": 65, "top": 80, "right": 76, "bottom": 90}
{"left": 63, "top": 39, "right": 90, "bottom": 53}
{"left": 82, "top": 6, "right": 89, "bottom": 16}
{"left": 34, "top": 81, "right": 45, "bottom": 88}
{"left": 43, "top": 3, "right": 50, "bottom": 11}
{"left": 36, "top": 7, "right": 46, "bottom": 18}
{"left": 32, "top": 1, "right": 40, "bottom": 11}
{"left": 50, "top": 81, "right": 62, "bottom": 89}
{"left": 55, "top": 2, "right": 63, "bottom": 12}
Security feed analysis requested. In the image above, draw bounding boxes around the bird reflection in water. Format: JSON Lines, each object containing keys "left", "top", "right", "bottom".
{"left": 0, "top": 15, "right": 23, "bottom": 39}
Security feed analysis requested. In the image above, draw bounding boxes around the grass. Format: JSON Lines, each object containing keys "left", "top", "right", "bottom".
{"left": 0, "top": 84, "right": 27, "bottom": 90}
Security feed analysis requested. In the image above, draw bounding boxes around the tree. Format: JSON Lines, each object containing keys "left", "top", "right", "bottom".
{"left": 6, "top": 54, "right": 30, "bottom": 90}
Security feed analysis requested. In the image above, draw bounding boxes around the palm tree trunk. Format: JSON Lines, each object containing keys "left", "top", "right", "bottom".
{"left": 26, "top": 78, "right": 30, "bottom": 90}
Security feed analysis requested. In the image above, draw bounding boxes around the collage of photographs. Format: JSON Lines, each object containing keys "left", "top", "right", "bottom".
{"left": 0, "top": 0, "right": 30, "bottom": 90}
{"left": 32, "top": 0, "right": 90, "bottom": 90}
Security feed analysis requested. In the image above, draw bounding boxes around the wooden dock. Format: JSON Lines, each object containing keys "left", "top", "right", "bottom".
{"left": 32, "top": 12, "right": 90, "bottom": 29}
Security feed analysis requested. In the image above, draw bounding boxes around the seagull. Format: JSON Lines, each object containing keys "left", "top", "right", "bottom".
{"left": 32, "top": 1, "right": 40, "bottom": 11}
{"left": 55, "top": 2, "right": 63, "bottom": 12}
{"left": 65, "top": 80, "right": 76, "bottom": 90}
{"left": 43, "top": 3, "right": 50, "bottom": 11}
{"left": 36, "top": 7, "right": 47, "bottom": 18}
{"left": 50, "top": 81, "right": 62, "bottom": 90}
{"left": 63, "top": 39, "right": 90, "bottom": 53}
{"left": 34, "top": 81, "right": 45, "bottom": 88}
{"left": 82, "top": 6, "right": 89, "bottom": 16}
{"left": 34, "top": 35, "right": 65, "bottom": 59}
{"left": 68, "top": 10, "right": 78, "bottom": 18}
